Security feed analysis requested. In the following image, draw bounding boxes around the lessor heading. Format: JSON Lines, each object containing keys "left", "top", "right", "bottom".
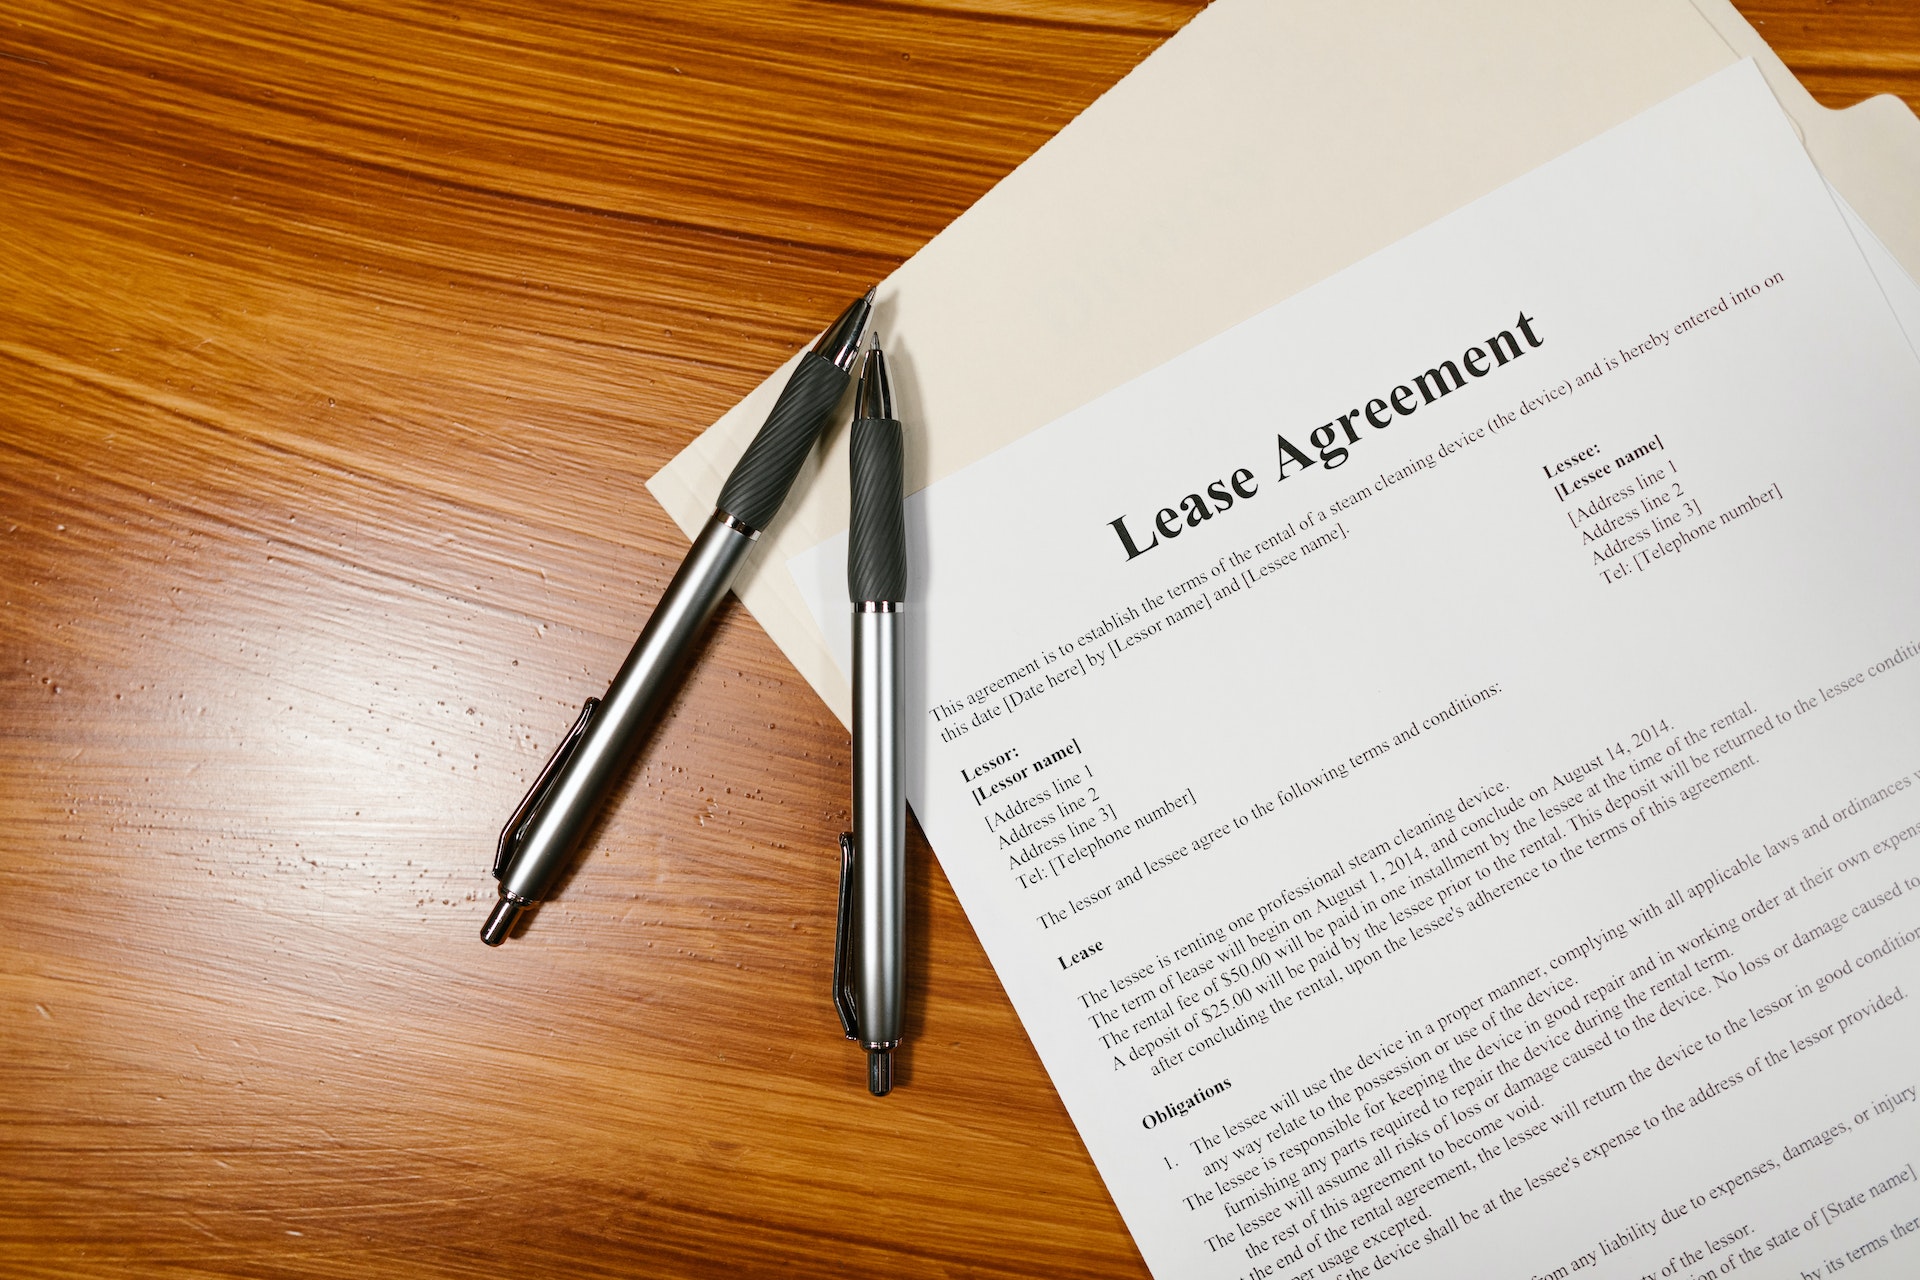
{"left": 1107, "top": 311, "right": 1546, "bottom": 561}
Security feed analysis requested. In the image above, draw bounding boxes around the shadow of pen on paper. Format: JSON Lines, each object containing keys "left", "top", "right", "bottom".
{"left": 869, "top": 289, "right": 925, "bottom": 491}
{"left": 893, "top": 805, "right": 937, "bottom": 1090}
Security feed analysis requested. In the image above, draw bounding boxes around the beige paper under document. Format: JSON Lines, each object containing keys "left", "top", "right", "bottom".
{"left": 646, "top": 0, "right": 1920, "bottom": 727}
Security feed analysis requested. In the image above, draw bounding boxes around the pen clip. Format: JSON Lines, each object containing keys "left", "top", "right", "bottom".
{"left": 494, "top": 697, "right": 601, "bottom": 878}
{"left": 832, "top": 832, "right": 859, "bottom": 1040}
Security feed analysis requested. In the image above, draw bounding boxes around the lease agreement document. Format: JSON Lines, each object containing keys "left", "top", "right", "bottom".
{"left": 795, "top": 64, "right": 1920, "bottom": 1279}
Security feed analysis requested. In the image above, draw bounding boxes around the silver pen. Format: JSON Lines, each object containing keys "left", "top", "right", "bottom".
{"left": 483, "top": 288, "right": 875, "bottom": 946}
{"left": 833, "top": 337, "right": 907, "bottom": 1094}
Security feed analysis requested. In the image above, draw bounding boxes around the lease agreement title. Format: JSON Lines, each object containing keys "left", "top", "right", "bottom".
{"left": 1107, "top": 311, "right": 1546, "bottom": 561}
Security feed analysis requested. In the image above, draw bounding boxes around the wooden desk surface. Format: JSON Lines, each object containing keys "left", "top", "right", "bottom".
{"left": 3, "top": 3, "right": 1915, "bottom": 1275}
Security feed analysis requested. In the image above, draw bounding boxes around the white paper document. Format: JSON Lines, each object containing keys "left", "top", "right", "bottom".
{"left": 793, "top": 64, "right": 1920, "bottom": 1279}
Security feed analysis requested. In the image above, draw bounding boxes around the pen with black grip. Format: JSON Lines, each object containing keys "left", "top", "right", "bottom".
{"left": 833, "top": 336, "right": 907, "bottom": 1094}
{"left": 483, "top": 288, "right": 874, "bottom": 946}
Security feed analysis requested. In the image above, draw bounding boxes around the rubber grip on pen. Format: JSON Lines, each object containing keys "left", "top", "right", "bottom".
{"left": 716, "top": 352, "right": 851, "bottom": 532}
{"left": 847, "top": 416, "right": 906, "bottom": 604}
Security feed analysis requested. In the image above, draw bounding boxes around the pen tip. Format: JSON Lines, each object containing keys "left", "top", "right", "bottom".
{"left": 867, "top": 1048, "right": 893, "bottom": 1096}
{"left": 855, "top": 339, "right": 894, "bottom": 421}
{"left": 815, "top": 288, "right": 877, "bottom": 372}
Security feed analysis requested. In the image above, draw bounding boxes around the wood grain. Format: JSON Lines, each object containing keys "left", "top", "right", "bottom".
{"left": 0, "top": 3, "right": 1913, "bottom": 1276}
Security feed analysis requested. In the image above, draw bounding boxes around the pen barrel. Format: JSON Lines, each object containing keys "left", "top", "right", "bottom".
{"left": 499, "top": 511, "right": 756, "bottom": 904}
{"left": 716, "top": 351, "right": 853, "bottom": 532}
{"left": 851, "top": 605, "right": 905, "bottom": 1049}
{"left": 846, "top": 416, "right": 906, "bottom": 604}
